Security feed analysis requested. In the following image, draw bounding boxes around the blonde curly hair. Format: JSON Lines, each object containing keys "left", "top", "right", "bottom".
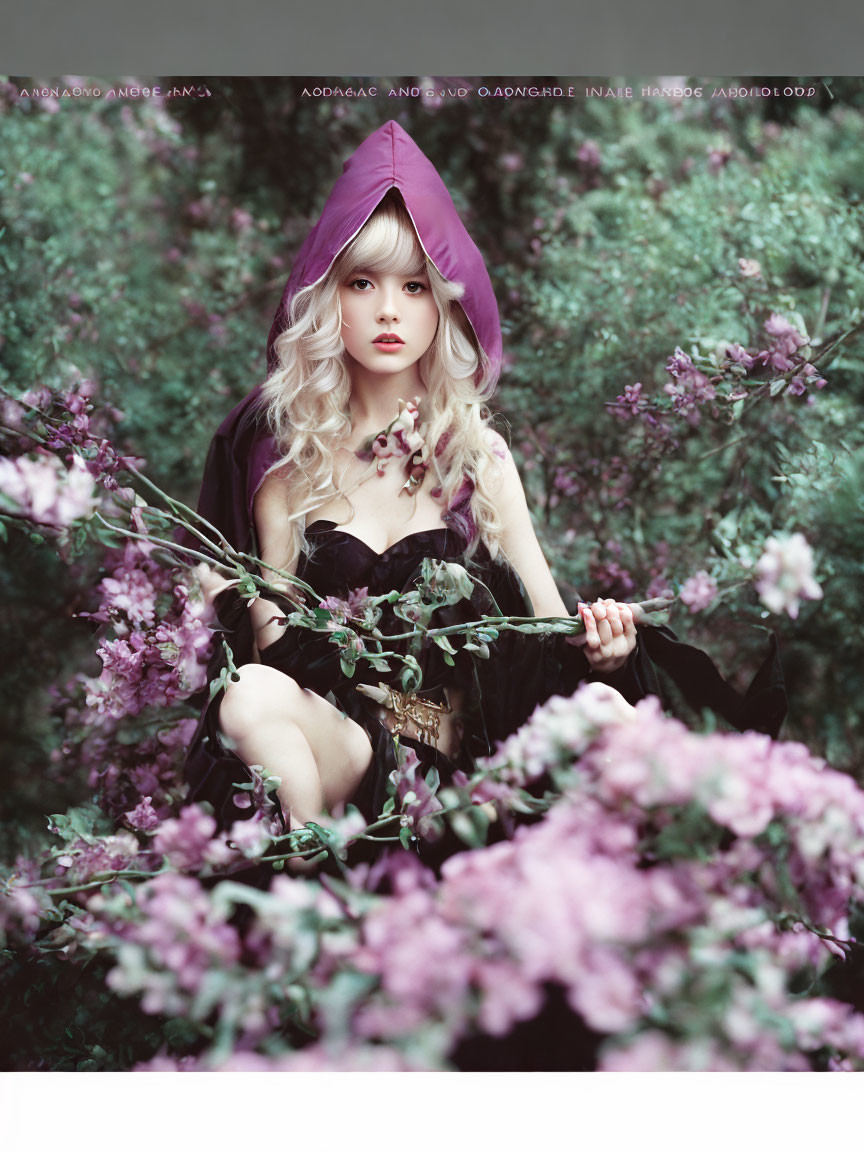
{"left": 259, "top": 193, "right": 504, "bottom": 571}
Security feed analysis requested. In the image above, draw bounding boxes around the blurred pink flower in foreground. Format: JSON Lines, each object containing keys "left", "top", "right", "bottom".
{"left": 755, "top": 533, "right": 823, "bottom": 619}
{"left": 0, "top": 451, "right": 97, "bottom": 528}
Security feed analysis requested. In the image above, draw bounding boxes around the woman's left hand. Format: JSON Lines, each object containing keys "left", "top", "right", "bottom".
{"left": 566, "top": 598, "right": 638, "bottom": 673}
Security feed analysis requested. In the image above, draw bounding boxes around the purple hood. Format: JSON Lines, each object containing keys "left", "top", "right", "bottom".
{"left": 195, "top": 120, "right": 502, "bottom": 554}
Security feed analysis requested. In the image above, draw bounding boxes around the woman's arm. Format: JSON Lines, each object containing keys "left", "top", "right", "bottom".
{"left": 250, "top": 470, "right": 298, "bottom": 651}
{"left": 486, "top": 433, "right": 637, "bottom": 672}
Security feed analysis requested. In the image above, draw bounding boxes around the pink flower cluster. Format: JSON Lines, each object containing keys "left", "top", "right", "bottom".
{"left": 35, "top": 678, "right": 864, "bottom": 1071}
{"left": 757, "top": 315, "right": 826, "bottom": 395}
{"left": 43, "top": 385, "right": 137, "bottom": 489}
{"left": 754, "top": 532, "right": 823, "bottom": 619}
{"left": 760, "top": 312, "right": 810, "bottom": 373}
{"left": 150, "top": 803, "right": 277, "bottom": 871}
{"left": 613, "top": 381, "right": 646, "bottom": 418}
{"left": 322, "top": 687, "right": 864, "bottom": 1070}
{"left": 152, "top": 805, "right": 219, "bottom": 871}
{"left": 88, "top": 872, "right": 243, "bottom": 1017}
{"left": 83, "top": 565, "right": 212, "bottom": 720}
{"left": 86, "top": 537, "right": 176, "bottom": 631}
{"left": 663, "top": 347, "right": 717, "bottom": 425}
{"left": 612, "top": 313, "right": 829, "bottom": 434}
{"left": 0, "top": 870, "right": 55, "bottom": 949}
{"left": 53, "top": 831, "right": 142, "bottom": 886}
{"left": 79, "top": 717, "right": 196, "bottom": 822}
{"left": 0, "top": 451, "right": 96, "bottom": 529}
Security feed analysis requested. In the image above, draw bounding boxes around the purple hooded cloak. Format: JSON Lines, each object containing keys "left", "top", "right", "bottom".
{"left": 195, "top": 120, "right": 501, "bottom": 558}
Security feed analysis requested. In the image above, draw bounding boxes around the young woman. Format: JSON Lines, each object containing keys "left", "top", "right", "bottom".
{"left": 184, "top": 121, "right": 783, "bottom": 840}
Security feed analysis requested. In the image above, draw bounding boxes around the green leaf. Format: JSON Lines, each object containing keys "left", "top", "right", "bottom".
{"left": 449, "top": 811, "right": 481, "bottom": 847}
{"left": 462, "top": 641, "right": 490, "bottom": 659}
{"left": 432, "top": 633, "right": 457, "bottom": 655}
{"left": 399, "top": 825, "right": 414, "bottom": 849}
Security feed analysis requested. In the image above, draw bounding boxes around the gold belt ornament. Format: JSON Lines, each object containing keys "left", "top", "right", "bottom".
{"left": 355, "top": 682, "right": 451, "bottom": 747}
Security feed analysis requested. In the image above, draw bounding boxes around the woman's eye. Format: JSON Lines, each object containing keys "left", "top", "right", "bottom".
{"left": 350, "top": 278, "right": 371, "bottom": 290}
{"left": 405, "top": 281, "right": 427, "bottom": 294}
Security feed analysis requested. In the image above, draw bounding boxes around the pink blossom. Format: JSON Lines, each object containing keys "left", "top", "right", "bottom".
{"left": 726, "top": 342, "right": 755, "bottom": 370}
{"left": 153, "top": 805, "right": 217, "bottom": 870}
{"left": 0, "top": 880, "right": 55, "bottom": 948}
{"left": 52, "top": 832, "right": 141, "bottom": 885}
{"left": 0, "top": 451, "right": 97, "bottom": 528}
{"left": 754, "top": 533, "right": 823, "bottom": 619}
{"left": 666, "top": 347, "right": 693, "bottom": 378}
{"left": 224, "top": 816, "right": 273, "bottom": 859}
{"left": 789, "top": 362, "right": 827, "bottom": 396}
{"left": 125, "top": 796, "right": 162, "bottom": 833}
{"left": 679, "top": 569, "right": 718, "bottom": 613}
{"left": 94, "top": 568, "right": 161, "bottom": 627}
{"left": 319, "top": 586, "right": 370, "bottom": 622}
{"left": 613, "top": 381, "right": 645, "bottom": 418}
{"left": 759, "top": 313, "right": 809, "bottom": 374}
{"left": 1, "top": 396, "right": 30, "bottom": 432}
{"left": 90, "top": 872, "right": 242, "bottom": 1017}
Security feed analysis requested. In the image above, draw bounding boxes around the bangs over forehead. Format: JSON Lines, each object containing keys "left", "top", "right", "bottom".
{"left": 339, "top": 197, "right": 428, "bottom": 278}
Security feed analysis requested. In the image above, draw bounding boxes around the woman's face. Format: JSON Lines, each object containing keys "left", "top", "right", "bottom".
{"left": 338, "top": 267, "right": 439, "bottom": 380}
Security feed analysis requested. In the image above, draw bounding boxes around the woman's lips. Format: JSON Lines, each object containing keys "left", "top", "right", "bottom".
{"left": 373, "top": 334, "right": 405, "bottom": 351}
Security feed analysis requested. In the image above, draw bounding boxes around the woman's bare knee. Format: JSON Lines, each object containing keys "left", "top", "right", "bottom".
{"left": 218, "top": 663, "right": 303, "bottom": 739}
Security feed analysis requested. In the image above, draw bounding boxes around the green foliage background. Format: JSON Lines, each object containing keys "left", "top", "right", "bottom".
{"left": 1, "top": 76, "right": 863, "bottom": 863}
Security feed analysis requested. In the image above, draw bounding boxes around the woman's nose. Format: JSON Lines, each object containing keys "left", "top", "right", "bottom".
{"left": 377, "top": 284, "right": 400, "bottom": 322}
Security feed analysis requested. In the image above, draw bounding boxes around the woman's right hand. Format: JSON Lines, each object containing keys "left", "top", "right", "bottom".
{"left": 568, "top": 598, "right": 638, "bottom": 673}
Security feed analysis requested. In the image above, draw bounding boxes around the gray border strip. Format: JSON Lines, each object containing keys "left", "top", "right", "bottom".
{"left": 4, "top": 0, "right": 864, "bottom": 75}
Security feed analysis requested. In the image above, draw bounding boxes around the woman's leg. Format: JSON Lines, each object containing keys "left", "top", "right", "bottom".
{"left": 218, "top": 664, "right": 373, "bottom": 827}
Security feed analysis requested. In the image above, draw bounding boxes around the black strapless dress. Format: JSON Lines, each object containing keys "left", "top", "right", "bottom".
{"left": 183, "top": 521, "right": 787, "bottom": 833}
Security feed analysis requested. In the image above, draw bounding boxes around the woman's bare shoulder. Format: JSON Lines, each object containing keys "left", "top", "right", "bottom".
{"left": 253, "top": 466, "right": 294, "bottom": 532}
{"left": 482, "top": 428, "right": 522, "bottom": 497}
{"left": 484, "top": 426, "right": 511, "bottom": 461}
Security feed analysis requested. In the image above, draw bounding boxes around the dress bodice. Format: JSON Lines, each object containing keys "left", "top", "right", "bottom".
{"left": 299, "top": 521, "right": 464, "bottom": 599}
{"left": 260, "top": 520, "right": 512, "bottom": 706}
